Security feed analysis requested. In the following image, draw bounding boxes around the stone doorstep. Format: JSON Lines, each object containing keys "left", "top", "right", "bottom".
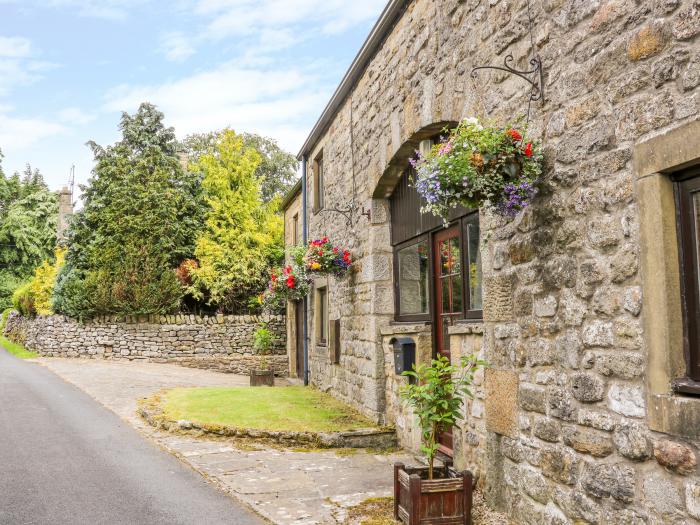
{"left": 139, "top": 403, "right": 398, "bottom": 449}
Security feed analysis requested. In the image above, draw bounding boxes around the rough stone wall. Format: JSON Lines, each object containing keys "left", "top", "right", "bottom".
{"left": 380, "top": 322, "right": 434, "bottom": 450}
{"left": 302, "top": 0, "right": 700, "bottom": 522}
{"left": 4, "top": 312, "right": 288, "bottom": 376}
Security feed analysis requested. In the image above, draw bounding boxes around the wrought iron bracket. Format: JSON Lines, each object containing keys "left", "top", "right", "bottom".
{"left": 471, "top": 54, "right": 544, "bottom": 103}
{"left": 320, "top": 203, "right": 370, "bottom": 229}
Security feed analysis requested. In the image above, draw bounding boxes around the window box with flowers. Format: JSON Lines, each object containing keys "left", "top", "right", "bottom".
{"left": 411, "top": 118, "right": 543, "bottom": 223}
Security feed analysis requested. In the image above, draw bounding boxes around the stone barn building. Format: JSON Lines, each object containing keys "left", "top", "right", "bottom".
{"left": 282, "top": 0, "right": 700, "bottom": 522}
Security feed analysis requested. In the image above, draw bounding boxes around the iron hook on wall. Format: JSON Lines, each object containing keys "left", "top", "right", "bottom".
{"left": 470, "top": 0, "right": 545, "bottom": 123}
{"left": 320, "top": 203, "right": 371, "bottom": 229}
{"left": 471, "top": 54, "right": 544, "bottom": 103}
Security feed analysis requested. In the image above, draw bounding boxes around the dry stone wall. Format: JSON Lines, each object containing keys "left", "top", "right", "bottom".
{"left": 4, "top": 312, "right": 288, "bottom": 376}
{"left": 302, "top": 0, "right": 700, "bottom": 522}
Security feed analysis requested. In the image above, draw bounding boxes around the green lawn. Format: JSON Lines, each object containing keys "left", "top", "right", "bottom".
{"left": 0, "top": 335, "right": 37, "bottom": 359}
{"left": 162, "top": 386, "right": 377, "bottom": 432}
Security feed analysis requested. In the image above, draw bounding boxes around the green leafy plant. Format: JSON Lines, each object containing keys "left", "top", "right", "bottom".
{"left": 12, "top": 282, "right": 35, "bottom": 317}
{"left": 0, "top": 307, "right": 14, "bottom": 333}
{"left": 400, "top": 353, "right": 486, "bottom": 480}
{"left": 0, "top": 163, "right": 59, "bottom": 310}
{"left": 253, "top": 324, "right": 274, "bottom": 370}
{"left": 54, "top": 103, "right": 205, "bottom": 319}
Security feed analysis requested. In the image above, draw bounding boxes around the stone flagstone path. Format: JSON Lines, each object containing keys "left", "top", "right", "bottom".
{"left": 33, "top": 358, "right": 412, "bottom": 524}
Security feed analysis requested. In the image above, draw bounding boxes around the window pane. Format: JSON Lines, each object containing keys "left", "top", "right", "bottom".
{"left": 398, "top": 240, "right": 430, "bottom": 316}
{"left": 467, "top": 218, "right": 483, "bottom": 311}
{"left": 318, "top": 288, "right": 327, "bottom": 343}
{"left": 452, "top": 272, "right": 463, "bottom": 313}
{"left": 694, "top": 191, "right": 700, "bottom": 303}
{"left": 450, "top": 238, "right": 461, "bottom": 275}
{"left": 439, "top": 240, "right": 450, "bottom": 276}
{"left": 441, "top": 315, "right": 451, "bottom": 352}
{"left": 318, "top": 159, "right": 324, "bottom": 209}
{"left": 441, "top": 277, "right": 450, "bottom": 312}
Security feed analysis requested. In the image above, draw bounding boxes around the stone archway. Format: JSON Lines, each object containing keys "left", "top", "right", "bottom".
{"left": 372, "top": 120, "right": 458, "bottom": 199}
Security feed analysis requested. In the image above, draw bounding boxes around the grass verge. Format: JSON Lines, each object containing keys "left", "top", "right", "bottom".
{"left": 161, "top": 386, "right": 377, "bottom": 433}
{"left": 0, "top": 335, "right": 37, "bottom": 359}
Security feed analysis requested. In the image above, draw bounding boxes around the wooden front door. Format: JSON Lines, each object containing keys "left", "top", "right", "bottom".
{"left": 433, "top": 225, "right": 463, "bottom": 455}
{"left": 295, "top": 300, "right": 305, "bottom": 379}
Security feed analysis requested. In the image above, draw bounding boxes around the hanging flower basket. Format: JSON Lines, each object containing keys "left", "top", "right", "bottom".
{"left": 260, "top": 265, "right": 310, "bottom": 310}
{"left": 411, "top": 118, "right": 542, "bottom": 223}
{"left": 293, "top": 237, "right": 352, "bottom": 277}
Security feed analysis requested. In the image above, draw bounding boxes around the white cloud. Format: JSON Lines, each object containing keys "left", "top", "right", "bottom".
{"left": 0, "top": 112, "right": 65, "bottom": 152}
{"left": 103, "top": 61, "right": 332, "bottom": 152}
{"left": 0, "top": 36, "right": 31, "bottom": 57}
{"left": 58, "top": 107, "right": 96, "bottom": 125}
{"left": 156, "top": 0, "right": 384, "bottom": 60}
{"left": 0, "top": 35, "right": 57, "bottom": 97}
{"left": 159, "top": 32, "right": 196, "bottom": 62}
{"left": 198, "top": 0, "right": 384, "bottom": 39}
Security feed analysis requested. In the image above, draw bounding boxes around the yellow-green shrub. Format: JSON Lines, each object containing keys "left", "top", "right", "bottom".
{"left": 29, "top": 248, "right": 65, "bottom": 315}
{"left": 12, "top": 282, "right": 35, "bottom": 316}
{"left": 12, "top": 248, "right": 65, "bottom": 317}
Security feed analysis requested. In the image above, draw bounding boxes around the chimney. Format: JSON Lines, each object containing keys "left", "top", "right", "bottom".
{"left": 57, "top": 186, "right": 74, "bottom": 242}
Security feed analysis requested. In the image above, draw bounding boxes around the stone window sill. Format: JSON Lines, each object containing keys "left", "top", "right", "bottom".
{"left": 380, "top": 322, "right": 431, "bottom": 337}
{"left": 448, "top": 322, "right": 484, "bottom": 336}
{"left": 647, "top": 393, "right": 700, "bottom": 439}
{"left": 672, "top": 377, "right": 700, "bottom": 395}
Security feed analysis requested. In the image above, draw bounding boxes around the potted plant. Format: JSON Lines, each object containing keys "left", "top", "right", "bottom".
{"left": 250, "top": 323, "right": 275, "bottom": 386}
{"left": 394, "top": 353, "right": 486, "bottom": 525}
{"left": 260, "top": 264, "right": 310, "bottom": 312}
{"left": 291, "top": 237, "right": 352, "bottom": 277}
{"left": 411, "top": 117, "right": 543, "bottom": 223}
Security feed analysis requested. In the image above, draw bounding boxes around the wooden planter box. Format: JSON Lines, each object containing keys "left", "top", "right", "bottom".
{"left": 394, "top": 462, "right": 473, "bottom": 525}
{"left": 250, "top": 369, "right": 274, "bottom": 387}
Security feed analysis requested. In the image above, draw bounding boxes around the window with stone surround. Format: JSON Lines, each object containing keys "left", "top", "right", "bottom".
{"left": 634, "top": 119, "right": 700, "bottom": 439}
{"left": 395, "top": 237, "right": 430, "bottom": 320}
{"left": 389, "top": 169, "right": 482, "bottom": 323}
{"left": 313, "top": 152, "right": 324, "bottom": 212}
{"left": 674, "top": 167, "right": 700, "bottom": 393}
{"left": 316, "top": 286, "right": 328, "bottom": 346}
{"left": 292, "top": 213, "right": 299, "bottom": 245}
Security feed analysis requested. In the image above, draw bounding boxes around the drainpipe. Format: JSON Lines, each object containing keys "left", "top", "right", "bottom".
{"left": 301, "top": 156, "right": 310, "bottom": 386}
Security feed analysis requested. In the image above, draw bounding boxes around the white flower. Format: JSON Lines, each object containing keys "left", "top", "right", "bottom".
{"left": 464, "top": 117, "right": 480, "bottom": 126}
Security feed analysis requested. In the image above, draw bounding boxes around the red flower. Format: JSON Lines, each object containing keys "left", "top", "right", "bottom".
{"left": 286, "top": 275, "right": 295, "bottom": 288}
{"left": 524, "top": 143, "right": 533, "bottom": 157}
{"left": 333, "top": 247, "right": 339, "bottom": 254}
{"left": 322, "top": 236, "right": 329, "bottom": 243}
{"left": 506, "top": 129, "right": 522, "bottom": 142}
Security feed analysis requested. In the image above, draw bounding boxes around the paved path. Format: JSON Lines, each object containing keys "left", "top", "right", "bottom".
{"left": 0, "top": 350, "right": 264, "bottom": 525}
{"left": 34, "top": 357, "right": 413, "bottom": 525}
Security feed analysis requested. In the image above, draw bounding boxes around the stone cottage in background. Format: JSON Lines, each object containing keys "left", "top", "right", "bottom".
{"left": 282, "top": 0, "right": 700, "bottom": 522}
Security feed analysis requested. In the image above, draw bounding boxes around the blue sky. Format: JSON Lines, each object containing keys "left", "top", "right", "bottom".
{"left": 0, "top": 0, "right": 386, "bottom": 191}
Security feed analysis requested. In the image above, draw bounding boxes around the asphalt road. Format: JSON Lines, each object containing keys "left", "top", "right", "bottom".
{"left": 0, "top": 348, "right": 265, "bottom": 525}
